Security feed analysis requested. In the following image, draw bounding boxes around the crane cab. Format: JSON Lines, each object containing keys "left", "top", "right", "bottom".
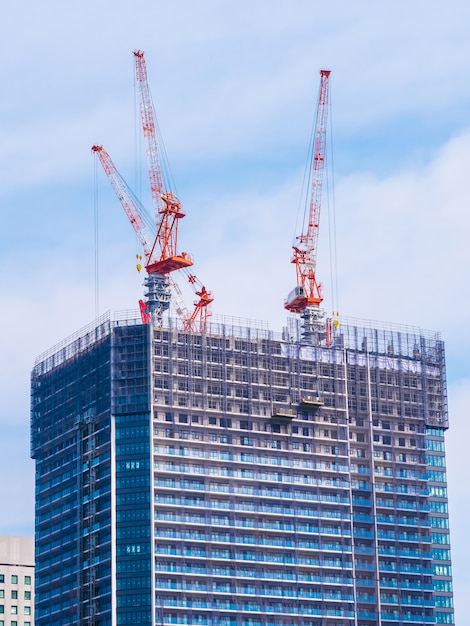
{"left": 284, "top": 286, "right": 307, "bottom": 313}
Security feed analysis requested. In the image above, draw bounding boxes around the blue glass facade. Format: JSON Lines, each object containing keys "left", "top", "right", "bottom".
{"left": 31, "top": 319, "right": 113, "bottom": 625}
{"left": 113, "top": 323, "right": 153, "bottom": 625}
{"left": 31, "top": 313, "right": 454, "bottom": 625}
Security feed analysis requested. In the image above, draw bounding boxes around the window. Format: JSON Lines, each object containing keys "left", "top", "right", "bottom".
{"left": 0, "top": 592, "right": 3, "bottom": 599}
{"left": 427, "top": 454, "right": 445, "bottom": 467}
{"left": 426, "top": 439, "right": 445, "bottom": 452}
{"left": 24, "top": 606, "right": 31, "bottom": 615}
{"left": 433, "top": 548, "right": 451, "bottom": 561}
{"left": 11, "top": 606, "right": 18, "bottom": 614}
{"left": 430, "top": 501, "right": 448, "bottom": 513}
{"left": 0, "top": 575, "right": 3, "bottom": 582}
{"left": 24, "top": 591, "right": 31, "bottom": 600}
{"left": 11, "top": 575, "right": 18, "bottom": 584}
{"left": 431, "top": 516, "right": 449, "bottom": 529}
{"left": 434, "top": 580, "right": 453, "bottom": 592}
{"left": 428, "top": 470, "right": 447, "bottom": 483}
{"left": 426, "top": 427, "right": 445, "bottom": 436}
{"left": 0, "top": 606, "right": 3, "bottom": 614}
{"left": 11, "top": 591, "right": 17, "bottom": 599}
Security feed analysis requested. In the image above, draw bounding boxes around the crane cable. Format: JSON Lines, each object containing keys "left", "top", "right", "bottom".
{"left": 93, "top": 154, "right": 100, "bottom": 319}
{"left": 326, "top": 95, "right": 339, "bottom": 319}
{"left": 293, "top": 86, "right": 319, "bottom": 248}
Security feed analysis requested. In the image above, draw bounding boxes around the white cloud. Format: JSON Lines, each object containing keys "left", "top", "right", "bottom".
{"left": 0, "top": 3, "right": 469, "bottom": 618}
{"left": 334, "top": 129, "right": 470, "bottom": 342}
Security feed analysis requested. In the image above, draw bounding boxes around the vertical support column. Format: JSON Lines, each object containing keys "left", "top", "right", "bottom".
{"left": 364, "top": 347, "right": 383, "bottom": 625}
{"left": 76, "top": 413, "right": 98, "bottom": 626}
{"left": 343, "top": 348, "right": 359, "bottom": 626}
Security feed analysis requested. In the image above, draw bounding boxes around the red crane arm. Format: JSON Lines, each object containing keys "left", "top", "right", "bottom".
{"left": 133, "top": 50, "right": 163, "bottom": 218}
{"left": 182, "top": 271, "right": 214, "bottom": 333}
{"left": 92, "top": 144, "right": 193, "bottom": 275}
{"left": 185, "top": 286, "right": 214, "bottom": 333}
{"left": 91, "top": 145, "right": 152, "bottom": 258}
{"left": 133, "top": 50, "right": 189, "bottom": 273}
{"left": 285, "top": 69, "right": 331, "bottom": 314}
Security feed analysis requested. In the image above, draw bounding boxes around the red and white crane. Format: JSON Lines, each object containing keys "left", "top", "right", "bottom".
{"left": 92, "top": 51, "right": 213, "bottom": 330}
{"left": 284, "top": 69, "right": 331, "bottom": 340}
{"left": 91, "top": 144, "right": 213, "bottom": 331}
{"left": 133, "top": 50, "right": 192, "bottom": 274}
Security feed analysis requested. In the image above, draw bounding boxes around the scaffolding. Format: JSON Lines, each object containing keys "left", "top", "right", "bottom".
{"left": 31, "top": 310, "right": 452, "bottom": 626}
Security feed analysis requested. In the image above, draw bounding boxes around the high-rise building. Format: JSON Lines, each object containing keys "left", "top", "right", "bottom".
{"left": 31, "top": 311, "right": 454, "bottom": 626}
{"left": 0, "top": 534, "right": 35, "bottom": 626}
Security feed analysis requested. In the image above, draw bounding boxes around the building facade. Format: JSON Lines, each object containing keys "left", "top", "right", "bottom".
{"left": 0, "top": 534, "right": 34, "bottom": 626}
{"left": 31, "top": 311, "right": 454, "bottom": 625}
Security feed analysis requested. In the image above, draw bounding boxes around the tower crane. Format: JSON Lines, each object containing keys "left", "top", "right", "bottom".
{"left": 92, "top": 144, "right": 213, "bottom": 330}
{"left": 92, "top": 50, "right": 213, "bottom": 330}
{"left": 133, "top": 50, "right": 188, "bottom": 270}
{"left": 284, "top": 69, "right": 331, "bottom": 341}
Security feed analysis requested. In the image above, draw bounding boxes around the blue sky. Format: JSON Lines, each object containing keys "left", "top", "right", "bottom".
{"left": 1, "top": 0, "right": 469, "bottom": 620}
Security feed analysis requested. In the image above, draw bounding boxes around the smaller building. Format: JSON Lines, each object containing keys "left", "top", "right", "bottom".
{"left": 0, "top": 535, "right": 34, "bottom": 626}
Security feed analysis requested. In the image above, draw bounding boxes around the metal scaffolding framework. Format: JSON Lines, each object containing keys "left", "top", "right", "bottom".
{"left": 31, "top": 311, "right": 453, "bottom": 626}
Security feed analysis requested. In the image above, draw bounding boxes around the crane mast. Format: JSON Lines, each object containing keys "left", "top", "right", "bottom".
{"left": 284, "top": 69, "right": 331, "bottom": 341}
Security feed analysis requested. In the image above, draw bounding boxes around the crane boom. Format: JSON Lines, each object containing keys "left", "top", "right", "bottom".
{"left": 133, "top": 50, "right": 190, "bottom": 275}
{"left": 285, "top": 69, "right": 331, "bottom": 315}
{"left": 133, "top": 49, "right": 164, "bottom": 220}
{"left": 91, "top": 145, "right": 153, "bottom": 258}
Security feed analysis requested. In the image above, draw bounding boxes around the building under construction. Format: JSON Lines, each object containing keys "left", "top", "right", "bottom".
{"left": 31, "top": 52, "right": 454, "bottom": 625}
{"left": 31, "top": 310, "right": 454, "bottom": 626}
